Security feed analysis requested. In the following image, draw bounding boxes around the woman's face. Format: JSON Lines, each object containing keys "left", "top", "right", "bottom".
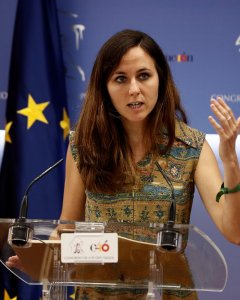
{"left": 107, "top": 46, "right": 159, "bottom": 128}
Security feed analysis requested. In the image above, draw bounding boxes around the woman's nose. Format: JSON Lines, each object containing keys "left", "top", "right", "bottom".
{"left": 129, "top": 79, "right": 140, "bottom": 96}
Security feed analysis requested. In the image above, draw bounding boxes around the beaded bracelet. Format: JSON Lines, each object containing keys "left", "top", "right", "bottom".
{"left": 216, "top": 183, "right": 240, "bottom": 202}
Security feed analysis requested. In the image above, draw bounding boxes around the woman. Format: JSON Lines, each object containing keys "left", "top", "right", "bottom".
{"left": 61, "top": 29, "right": 240, "bottom": 299}
{"left": 61, "top": 30, "right": 240, "bottom": 237}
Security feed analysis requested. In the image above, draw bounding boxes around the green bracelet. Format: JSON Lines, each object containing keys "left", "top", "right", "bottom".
{"left": 216, "top": 182, "right": 240, "bottom": 202}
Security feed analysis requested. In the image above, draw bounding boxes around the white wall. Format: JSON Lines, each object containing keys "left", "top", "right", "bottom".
{"left": 0, "top": 130, "right": 4, "bottom": 167}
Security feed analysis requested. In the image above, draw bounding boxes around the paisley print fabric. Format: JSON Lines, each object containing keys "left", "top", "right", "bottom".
{"left": 70, "top": 120, "right": 205, "bottom": 300}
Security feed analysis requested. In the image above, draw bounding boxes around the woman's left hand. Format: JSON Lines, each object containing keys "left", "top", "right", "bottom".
{"left": 208, "top": 97, "right": 240, "bottom": 163}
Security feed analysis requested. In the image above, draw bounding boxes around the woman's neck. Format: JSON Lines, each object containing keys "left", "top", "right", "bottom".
{"left": 124, "top": 122, "right": 150, "bottom": 163}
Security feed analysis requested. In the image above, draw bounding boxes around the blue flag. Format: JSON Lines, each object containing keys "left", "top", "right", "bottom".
{"left": 0, "top": 0, "right": 70, "bottom": 299}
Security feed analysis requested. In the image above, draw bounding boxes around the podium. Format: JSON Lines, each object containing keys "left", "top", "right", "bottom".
{"left": 0, "top": 219, "right": 227, "bottom": 299}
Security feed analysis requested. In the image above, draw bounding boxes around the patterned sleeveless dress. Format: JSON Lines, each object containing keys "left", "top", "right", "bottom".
{"left": 70, "top": 121, "right": 205, "bottom": 300}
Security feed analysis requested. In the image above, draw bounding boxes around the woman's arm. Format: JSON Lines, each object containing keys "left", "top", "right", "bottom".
{"left": 195, "top": 98, "right": 240, "bottom": 244}
{"left": 60, "top": 145, "right": 86, "bottom": 221}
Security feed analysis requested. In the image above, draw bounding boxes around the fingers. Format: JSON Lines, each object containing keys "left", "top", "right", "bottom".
{"left": 208, "top": 97, "right": 238, "bottom": 138}
{"left": 5, "top": 255, "right": 22, "bottom": 269}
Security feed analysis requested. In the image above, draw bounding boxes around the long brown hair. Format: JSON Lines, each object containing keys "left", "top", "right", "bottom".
{"left": 75, "top": 29, "right": 187, "bottom": 193}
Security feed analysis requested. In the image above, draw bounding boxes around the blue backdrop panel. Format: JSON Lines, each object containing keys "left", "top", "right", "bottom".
{"left": 56, "top": 0, "right": 240, "bottom": 132}
{"left": 0, "top": 0, "right": 17, "bottom": 129}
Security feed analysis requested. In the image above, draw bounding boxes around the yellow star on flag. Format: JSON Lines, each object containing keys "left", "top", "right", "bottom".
{"left": 69, "top": 287, "right": 78, "bottom": 299}
{"left": 60, "top": 108, "right": 70, "bottom": 140}
{"left": 17, "top": 94, "right": 50, "bottom": 129}
{"left": 5, "top": 121, "right": 13, "bottom": 143}
{"left": 4, "top": 289, "right": 17, "bottom": 300}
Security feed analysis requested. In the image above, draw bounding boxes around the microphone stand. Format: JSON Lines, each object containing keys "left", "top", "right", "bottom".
{"left": 155, "top": 161, "right": 182, "bottom": 251}
{"left": 8, "top": 158, "right": 63, "bottom": 247}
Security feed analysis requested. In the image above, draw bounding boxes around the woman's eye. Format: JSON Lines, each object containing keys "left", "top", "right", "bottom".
{"left": 115, "top": 76, "right": 126, "bottom": 83}
{"left": 139, "top": 73, "right": 150, "bottom": 80}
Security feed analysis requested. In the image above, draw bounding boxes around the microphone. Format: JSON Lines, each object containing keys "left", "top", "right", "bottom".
{"left": 155, "top": 161, "right": 182, "bottom": 251}
{"left": 8, "top": 158, "right": 64, "bottom": 247}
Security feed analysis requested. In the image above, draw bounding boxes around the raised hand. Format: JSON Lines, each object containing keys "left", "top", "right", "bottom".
{"left": 208, "top": 97, "right": 240, "bottom": 163}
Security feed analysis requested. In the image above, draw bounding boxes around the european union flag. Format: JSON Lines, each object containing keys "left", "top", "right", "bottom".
{"left": 0, "top": 0, "right": 70, "bottom": 299}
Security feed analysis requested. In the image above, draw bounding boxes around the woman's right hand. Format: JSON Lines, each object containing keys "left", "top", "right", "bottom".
{"left": 5, "top": 255, "right": 24, "bottom": 271}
